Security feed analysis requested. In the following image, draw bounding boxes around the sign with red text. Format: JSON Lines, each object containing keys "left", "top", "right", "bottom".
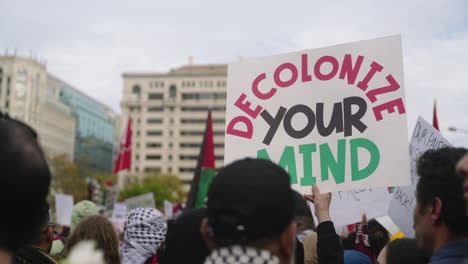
{"left": 388, "top": 117, "right": 451, "bottom": 237}
{"left": 225, "top": 36, "right": 410, "bottom": 193}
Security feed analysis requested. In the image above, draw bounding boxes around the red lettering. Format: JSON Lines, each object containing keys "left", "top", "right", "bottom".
{"left": 274, "top": 63, "right": 298, "bottom": 88}
{"left": 226, "top": 116, "right": 253, "bottom": 139}
{"left": 252, "top": 73, "right": 277, "bottom": 100}
{"left": 373, "top": 98, "right": 406, "bottom": 121}
{"left": 234, "top": 93, "right": 262, "bottom": 119}
{"left": 314, "top": 56, "right": 339, "bottom": 81}
{"left": 366, "top": 74, "right": 400, "bottom": 103}
{"left": 357, "top": 61, "right": 383, "bottom": 91}
{"left": 339, "top": 54, "right": 364, "bottom": 85}
{"left": 301, "top": 54, "right": 312, "bottom": 82}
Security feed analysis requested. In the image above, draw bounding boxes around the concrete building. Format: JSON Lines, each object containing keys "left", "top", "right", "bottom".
{"left": 0, "top": 55, "right": 76, "bottom": 160}
{"left": 49, "top": 75, "right": 116, "bottom": 172}
{"left": 120, "top": 62, "right": 227, "bottom": 186}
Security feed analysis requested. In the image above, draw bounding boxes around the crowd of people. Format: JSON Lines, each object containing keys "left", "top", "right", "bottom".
{"left": 1, "top": 112, "right": 467, "bottom": 264}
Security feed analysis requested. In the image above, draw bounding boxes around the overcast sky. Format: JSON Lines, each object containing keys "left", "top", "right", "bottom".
{"left": 1, "top": 0, "right": 467, "bottom": 146}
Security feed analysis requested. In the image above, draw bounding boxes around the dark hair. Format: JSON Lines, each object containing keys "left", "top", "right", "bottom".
{"left": 416, "top": 147, "right": 468, "bottom": 236}
{"left": 342, "top": 232, "right": 356, "bottom": 250}
{"left": 63, "top": 215, "right": 120, "bottom": 264}
{"left": 386, "top": 238, "right": 429, "bottom": 264}
{"left": 32, "top": 202, "right": 52, "bottom": 245}
{"left": 368, "top": 219, "right": 389, "bottom": 259}
{"left": 0, "top": 112, "right": 51, "bottom": 251}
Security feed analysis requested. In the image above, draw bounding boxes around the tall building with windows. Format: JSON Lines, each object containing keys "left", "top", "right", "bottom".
{"left": 49, "top": 75, "right": 117, "bottom": 172}
{"left": 0, "top": 55, "right": 76, "bottom": 160}
{"left": 120, "top": 62, "right": 227, "bottom": 186}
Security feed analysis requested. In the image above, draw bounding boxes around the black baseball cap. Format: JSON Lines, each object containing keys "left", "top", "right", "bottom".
{"left": 206, "top": 158, "right": 294, "bottom": 245}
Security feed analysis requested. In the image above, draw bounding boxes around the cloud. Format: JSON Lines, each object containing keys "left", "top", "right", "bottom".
{"left": 1, "top": 0, "right": 467, "bottom": 146}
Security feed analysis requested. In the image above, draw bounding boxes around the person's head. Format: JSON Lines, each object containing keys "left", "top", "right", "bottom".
{"left": 201, "top": 158, "right": 296, "bottom": 264}
{"left": 121, "top": 208, "right": 167, "bottom": 264}
{"left": 64, "top": 215, "right": 120, "bottom": 264}
{"left": 368, "top": 219, "right": 389, "bottom": 260}
{"left": 377, "top": 238, "right": 429, "bottom": 264}
{"left": 344, "top": 250, "right": 372, "bottom": 264}
{"left": 292, "top": 190, "right": 315, "bottom": 233}
{"left": 0, "top": 112, "right": 51, "bottom": 252}
{"left": 413, "top": 147, "right": 468, "bottom": 254}
{"left": 455, "top": 153, "right": 468, "bottom": 215}
{"left": 159, "top": 208, "right": 210, "bottom": 264}
{"left": 70, "top": 200, "right": 98, "bottom": 231}
{"left": 32, "top": 202, "right": 54, "bottom": 253}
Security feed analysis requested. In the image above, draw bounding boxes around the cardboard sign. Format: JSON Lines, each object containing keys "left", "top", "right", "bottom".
{"left": 112, "top": 202, "right": 127, "bottom": 220}
{"left": 55, "top": 194, "right": 74, "bottom": 226}
{"left": 225, "top": 35, "right": 410, "bottom": 193}
{"left": 125, "top": 193, "right": 156, "bottom": 211}
{"left": 309, "top": 187, "right": 391, "bottom": 228}
{"left": 388, "top": 117, "right": 451, "bottom": 237}
{"left": 164, "top": 200, "right": 173, "bottom": 220}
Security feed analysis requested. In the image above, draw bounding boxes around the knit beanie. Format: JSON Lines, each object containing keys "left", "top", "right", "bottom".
{"left": 70, "top": 200, "right": 98, "bottom": 231}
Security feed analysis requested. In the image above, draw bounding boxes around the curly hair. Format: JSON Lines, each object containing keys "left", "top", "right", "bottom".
{"left": 63, "top": 215, "right": 120, "bottom": 264}
{"left": 416, "top": 147, "right": 468, "bottom": 236}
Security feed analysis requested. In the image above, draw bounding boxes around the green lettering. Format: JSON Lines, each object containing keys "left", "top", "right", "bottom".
{"left": 320, "top": 139, "right": 346, "bottom": 184}
{"left": 350, "top": 138, "right": 380, "bottom": 181}
{"left": 299, "top": 143, "right": 317, "bottom": 186}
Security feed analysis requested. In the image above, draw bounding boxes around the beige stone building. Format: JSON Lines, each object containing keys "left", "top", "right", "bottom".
{"left": 0, "top": 55, "right": 76, "bottom": 160}
{"left": 120, "top": 62, "right": 227, "bottom": 186}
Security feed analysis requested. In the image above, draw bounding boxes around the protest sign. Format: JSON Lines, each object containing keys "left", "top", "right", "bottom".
{"left": 112, "top": 202, "right": 127, "bottom": 220}
{"left": 309, "top": 187, "right": 391, "bottom": 228}
{"left": 104, "top": 185, "right": 118, "bottom": 217}
{"left": 125, "top": 193, "right": 156, "bottom": 211}
{"left": 388, "top": 116, "right": 451, "bottom": 237}
{"left": 55, "top": 194, "right": 74, "bottom": 226}
{"left": 225, "top": 35, "right": 410, "bottom": 193}
{"left": 164, "top": 200, "right": 173, "bottom": 220}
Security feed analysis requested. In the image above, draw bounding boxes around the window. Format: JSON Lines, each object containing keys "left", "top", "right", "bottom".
{"left": 147, "top": 130, "right": 162, "bottom": 136}
{"left": 146, "top": 143, "right": 162, "bottom": 148}
{"left": 146, "top": 155, "right": 161, "bottom": 160}
{"left": 181, "top": 92, "right": 226, "bottom": 100}
{"left": 179, "top": 167, "right": 196, "bottom": 173}
{"left": 145, "top": 167, "right": 161, "bottom": 173}
{"left": 214, "top": 143, "right": 224, "bottom": 148}
{"left": 147, "top": 118, "right": 163, "bottom": 124}
{"left": 132, "top": 85, "right": 141, "bottom": 94}
{"left": 169, "top": 85, "right": 177, "bottom": 98}
{"left": 181, "top": 118, "right": 225, "bottom": 124}
{"left": 6, "top": 77, "right": 11, "bottom": 96}
{"left": 148, "top": 93, "right": 164, "bottom": 100}
{"left": 215, "top": 155, "right": 224, "bottom": 160}
{"left": 181, "top": 106, "right": 225, "bottom": 112}
{"left": 180, "top": 143, "right": 201, "bottom": 148}
{"left": 148, "top": 106, "right": 163, "bottom": 112}
{"left": 180, "top": 130, "right": 204, "bottom": 136}
{"left": 179, "top": 155, "right": 198, "bottom": 160}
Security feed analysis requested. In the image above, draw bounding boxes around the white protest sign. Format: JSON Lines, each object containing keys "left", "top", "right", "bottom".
{"left": 55, "top": 194, "right": 74, "bottom": 226}
{"left": 112, "top": 202, "right": 127, "bottom": 220}
{"left": 388, "top": 116, "right": 451, "bottom": 237}
{"left": 308, "top": 187, "right": 391, "bottom": 227}
{"left": 164, "top": 200, "right": 173, "bottom": 220}
{"left": 125, "top": 193, "right": 156, "bottom": 211}
{"left": 104, "top": 186, "right": 118, "bottom": 216}
{"left": 225, "top": 35, "right": 410, "bottom": 193}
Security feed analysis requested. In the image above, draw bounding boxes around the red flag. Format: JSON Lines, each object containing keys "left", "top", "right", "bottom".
{"left": 186, "top": 110, "right": 216, "bottom": 209}
{"left": 113, "top": 118, "right": 132, "bottom": 174}
{"left": 433, "top": 100, "right": 439, "bottom": 131}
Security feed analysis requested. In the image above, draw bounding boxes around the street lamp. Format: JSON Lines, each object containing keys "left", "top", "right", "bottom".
{"left": 448, "top": 126, "right": 468, "bottom": 134}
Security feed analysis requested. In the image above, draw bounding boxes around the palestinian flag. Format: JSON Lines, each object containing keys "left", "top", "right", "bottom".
{"left": 186, "top": 110, "right": 216, "bottom": 209}
{"left": 433, "top": 100, "right": 439, "bottom": 131}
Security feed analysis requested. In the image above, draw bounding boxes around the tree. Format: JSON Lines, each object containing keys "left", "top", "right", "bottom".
{"left": 119, "top": 173, "right": 186, "bottom": 208}
{"left": 49, "top": 155, "right": 88, "bottom": 202}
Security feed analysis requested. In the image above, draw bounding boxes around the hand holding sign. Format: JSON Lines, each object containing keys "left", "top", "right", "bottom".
{"left": 304, "top": 185, "right": 331, "bottom": 223}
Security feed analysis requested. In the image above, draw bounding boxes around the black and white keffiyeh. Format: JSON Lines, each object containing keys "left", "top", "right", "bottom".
{"left": 121, "top": 208, "right": 167, "bottom": 264}
{"left": 204, "top": 245, "right": 280, "bottom": 264}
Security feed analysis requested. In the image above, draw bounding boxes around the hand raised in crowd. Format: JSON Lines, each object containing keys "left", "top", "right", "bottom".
{"left": 304, "top": 185, "right": 332, "bottom": 224}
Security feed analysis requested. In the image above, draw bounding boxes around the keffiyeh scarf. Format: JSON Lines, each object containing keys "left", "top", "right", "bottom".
{"left": 204, "top": 245, "right": 280, "bottom": 264}
{"left": 121, "top": 208, "right": 167, "bottom": 264}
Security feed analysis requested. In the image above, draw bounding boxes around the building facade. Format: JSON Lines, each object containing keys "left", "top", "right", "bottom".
{"left": 0, "top": 55, "right": 76, "bottom": 160}
{"left": 49, "top": 75, "right": 117, "bottom": 172}
{"left": 120, "top": 63, "right": 227, "bottom": 186}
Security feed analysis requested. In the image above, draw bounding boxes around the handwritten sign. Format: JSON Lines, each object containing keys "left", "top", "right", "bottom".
{"left": 309, "top": 187, "right": 391, "bottom": 227}
{"left": 164, "top": 200, "right": 173, "bottom": 220}
{"left": 388, "top": 116, "right": 451, "bottom": 237}
{"left": 224, "top": 36, "right": 410, "bottom": 193}
{"left": 55, "top": 194, "right": 74, "bottom": 226}
{"left": 125, "top": 193, "right": 155, "bottom": 211}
